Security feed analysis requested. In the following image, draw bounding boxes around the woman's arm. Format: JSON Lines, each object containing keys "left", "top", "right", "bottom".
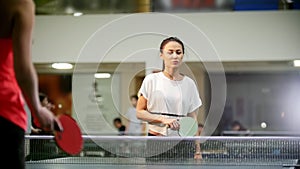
{"left": 136, "top": 95, "right": 179, "bottom": 129}
{"left": 187, "top": 111, "right": 202, "bottom": 159}
{"left": 12, "top": 0, "right": 61, "bottom": 131}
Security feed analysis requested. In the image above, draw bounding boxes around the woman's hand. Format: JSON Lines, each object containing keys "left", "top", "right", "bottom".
{"left": 163, "top": 118, "right": 180, "bottom": 130}
{"left": 194, "top": 152, "right": 202, "bottom": 160}
{"left": 30, "top": 126, "right": 42, "bottom": 134}
{"left": 33, "top": 107, "right": 63, "bottom": 132}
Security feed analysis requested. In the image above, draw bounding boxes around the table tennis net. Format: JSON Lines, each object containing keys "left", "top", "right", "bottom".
{"left": 25, "top": 135, "right": 300, "bottom": 165}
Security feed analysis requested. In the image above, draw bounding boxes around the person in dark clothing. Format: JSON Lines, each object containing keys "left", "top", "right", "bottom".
{"left": 113, "top": 117, "right": 126, "bottom": 135}
{"left": 231, "top": 120, "right": 247, "bottom": 131}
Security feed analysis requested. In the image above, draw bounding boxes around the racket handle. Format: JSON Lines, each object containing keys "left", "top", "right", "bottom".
{"left": 54, "top": 121, "right": 63, "bottom": 132}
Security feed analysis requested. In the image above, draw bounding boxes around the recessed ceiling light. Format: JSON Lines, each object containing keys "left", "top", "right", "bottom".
{"left": 73, "top": 12, "right": 83, "bottom": 17}
{"left": 94, "top": 73, "right": 111, "bottom": 79}
{"left": 293, "top": 60, "right": 300, "bottom": 67}
{"left": 51, "top": 63, "right": 73, "bottom": 70}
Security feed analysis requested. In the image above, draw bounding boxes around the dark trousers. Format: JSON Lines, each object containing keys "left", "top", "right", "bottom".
{"left": 0, "top": 116, "right": 25, "bottom": 169}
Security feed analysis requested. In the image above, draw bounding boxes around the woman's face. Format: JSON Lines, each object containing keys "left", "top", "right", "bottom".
{"left": 232, "top": 125, "right": 241, "bottom": 131}
{"left": 160, "top": 41, "right": 183, "bottom": 69}
{"left": 42, "top": 97, "right": 55, "bottom": 110}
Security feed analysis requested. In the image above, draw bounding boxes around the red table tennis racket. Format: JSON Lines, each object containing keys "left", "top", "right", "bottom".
{"left": 54, "top": 114, "right": 83, "bottom": 155}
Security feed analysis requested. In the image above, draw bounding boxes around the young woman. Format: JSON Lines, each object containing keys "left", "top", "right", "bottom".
{"left": 136, "top": 37, "right": 202, "bottom": 159}
{"left": 0, "top": 1, "right": 62, "bottom": 168}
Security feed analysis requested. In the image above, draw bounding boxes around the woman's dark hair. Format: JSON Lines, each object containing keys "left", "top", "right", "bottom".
{"left": 160, "top": 37, "right": 185, "bottom": 54}
{"left": 39, "top": 93, "right": 48, "bottom": 102}
{"left": 113, "top": 117, "right": 122, "bottom": 123}
{"left": 231, "top": 120, "right": 246, "bottom": 131}
{"left": 198, "top": 123, "right": 204, "bottom": 128}
{"left": 130, "top": 95, "right": 138, "bottom": 100}
{"left": 160, "top": 37, "right": 185, "bottom": 70}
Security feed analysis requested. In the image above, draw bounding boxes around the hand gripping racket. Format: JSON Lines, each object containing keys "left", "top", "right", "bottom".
{"left": 150, "top": 112, "right": 198, "bottom": 136}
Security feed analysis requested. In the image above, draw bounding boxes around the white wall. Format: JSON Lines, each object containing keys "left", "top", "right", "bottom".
{"left": 32, "top": 11, "right": 300, "bottom": 63}
{"left": 72, "top": 73, "right": 121, "bottom": 135}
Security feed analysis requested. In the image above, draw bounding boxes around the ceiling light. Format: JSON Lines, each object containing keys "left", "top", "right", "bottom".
{"left": 293, "top": 60, "right": 300, "bottom": 67}
{"left": 94, "top": 73, "right": 111, "bottom": 79}
{"left": 51, "top": 63, "right": 73, "bottom": 70}
{"left": 73, "top": 12, "right": 83, "bottom": 17}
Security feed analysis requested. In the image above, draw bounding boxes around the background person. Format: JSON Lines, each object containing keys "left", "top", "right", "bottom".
{"left": 113, "top": 117, "right": 126, "bottom": 135}
{"left": 125, "top": 95, "right": 144, "bottom": 135}
{"left": 27, "top": 93, "right": 57, "bottom": 160}
{"left": 31, "top": 93, "right": 56, "bottom": 135}
{"left": 197, "top": 123, "right": 204, "bottom": 136}
{"left": 231, "top": 120, "right": 247, "bottom": 131}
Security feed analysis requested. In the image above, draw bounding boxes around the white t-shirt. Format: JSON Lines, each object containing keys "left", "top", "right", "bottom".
{"left": 125, "top": 106, "right": 143, "bottom": 135}
{"left": 139, "top": 72, "right": 202, "bottom": 136}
